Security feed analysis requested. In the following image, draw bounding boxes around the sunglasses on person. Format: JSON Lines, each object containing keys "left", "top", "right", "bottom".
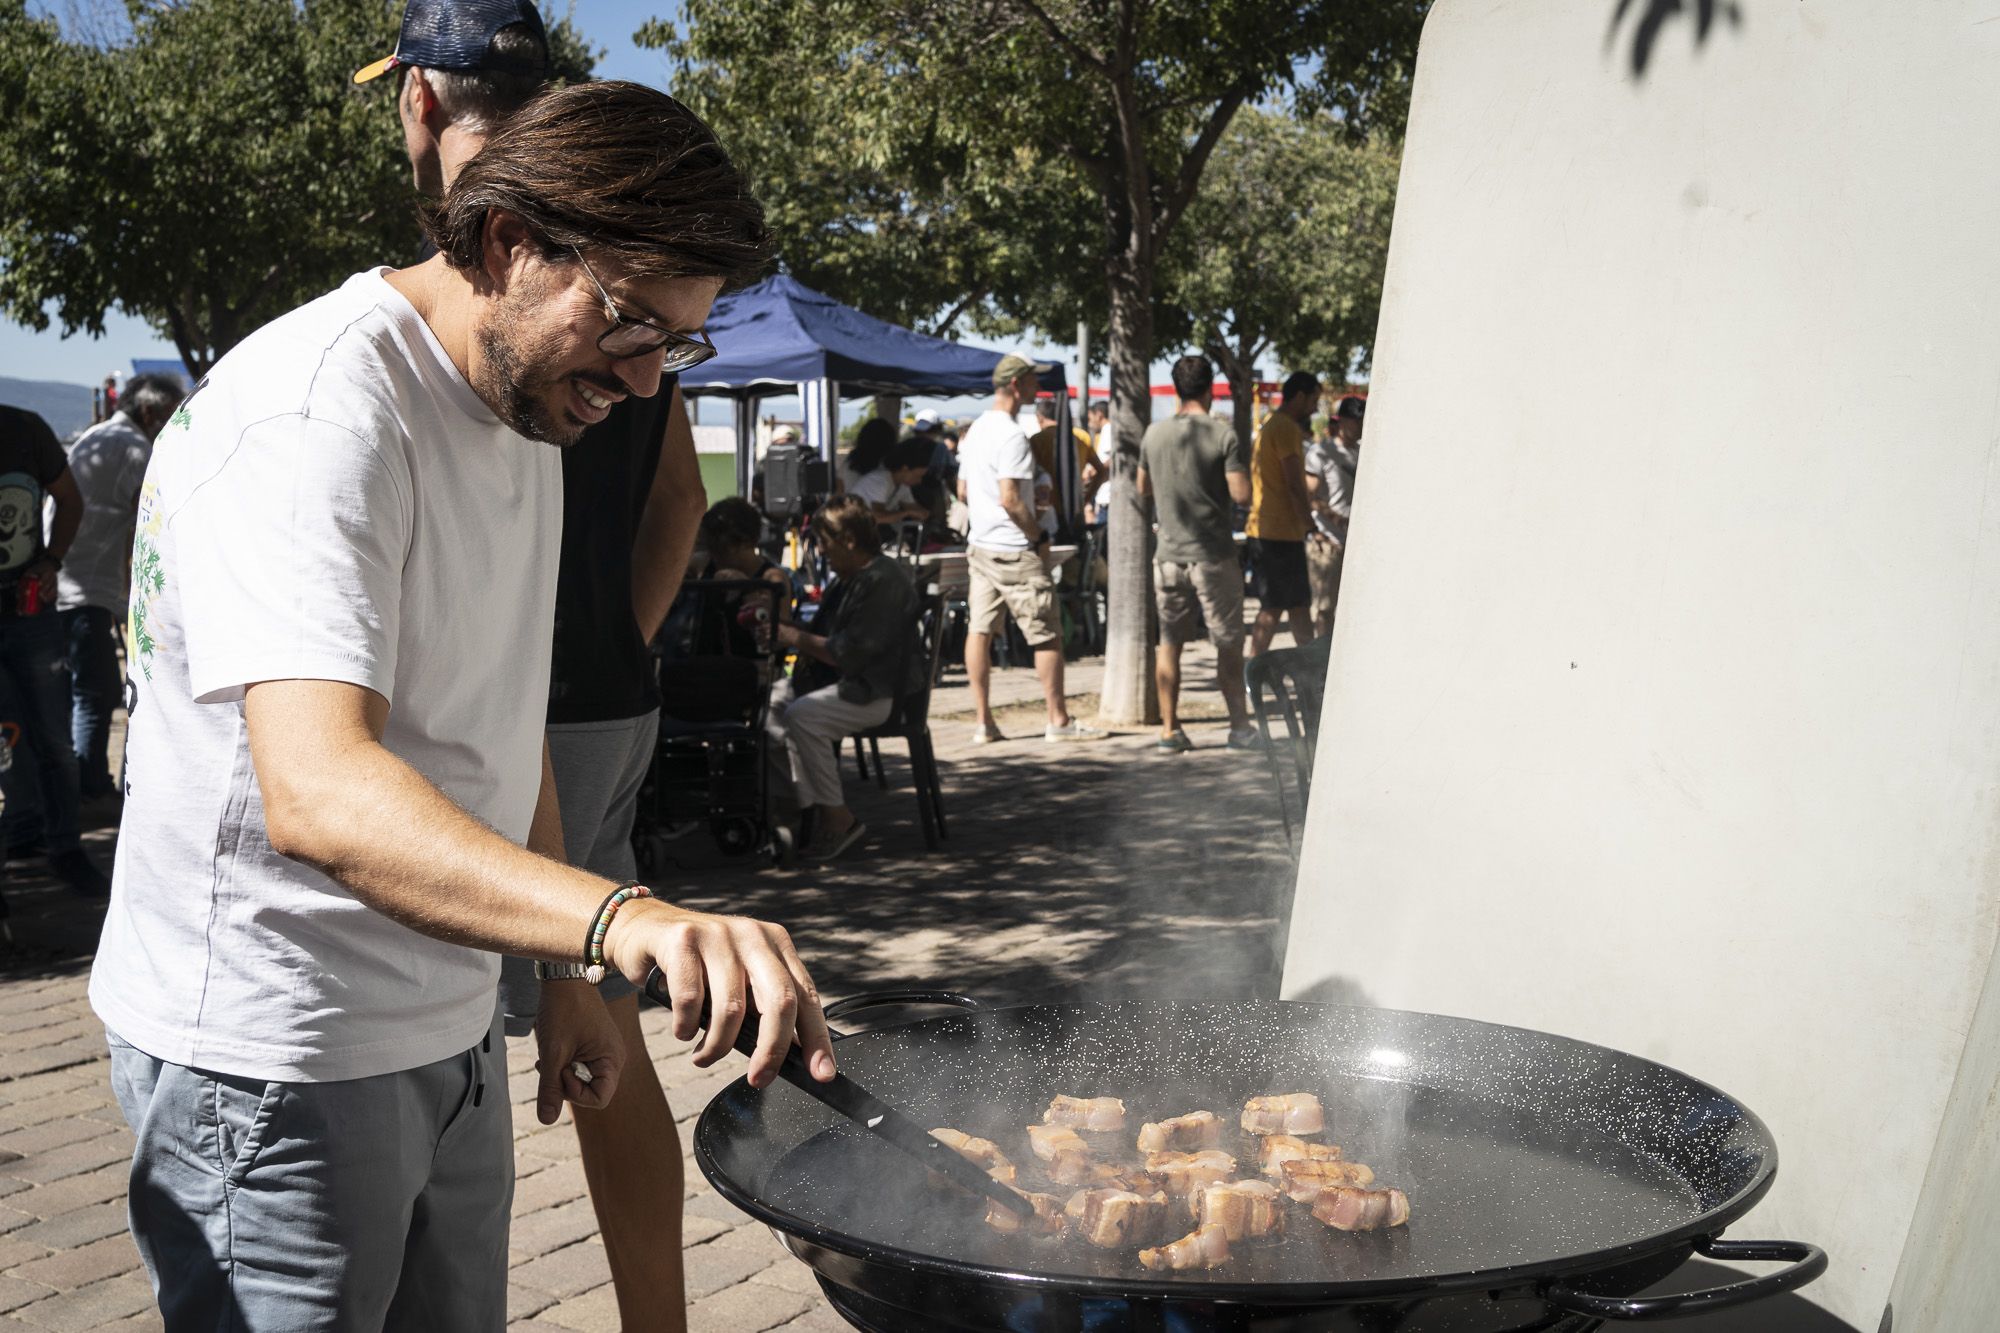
{"left": 572, "top": 249, "right": 719, "bottom": 371}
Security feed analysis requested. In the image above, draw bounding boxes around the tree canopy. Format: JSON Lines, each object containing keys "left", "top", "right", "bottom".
{"left": 0, "top": 0, "right": 597, "bottom": 376}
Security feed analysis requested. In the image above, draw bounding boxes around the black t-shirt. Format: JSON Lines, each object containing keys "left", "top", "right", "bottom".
{"left": 0, "top": 405, "right": 68, "bottom": 583}
{"left": 547, "top": 382, "right": 679, "bottom": 724}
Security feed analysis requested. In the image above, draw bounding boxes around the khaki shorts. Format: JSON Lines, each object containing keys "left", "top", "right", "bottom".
{"left": 968, "top": 545, "right": 1063, "bottom": 646}
{"left": 1307, "top": 534, "right": 1344, "bottom": 624}
{"left": 1154, "top": 554, "right": 1246, "bottom": 649}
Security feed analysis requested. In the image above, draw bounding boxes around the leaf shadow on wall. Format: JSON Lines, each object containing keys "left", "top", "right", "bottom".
{"left": 1608, "top": 0, "right": 1745, "bottom": 78}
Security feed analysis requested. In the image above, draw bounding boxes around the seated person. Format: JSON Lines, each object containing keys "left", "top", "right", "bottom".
{"left": 656, "top": 498, "right": 791, "bottom": 723}
{"left": 837, "top": 417, "right": 894, "bottom": 495}
{"left": 770, "top": 496, "right": 920, "bottom": 862}
{"left": 848, "top": 436, "right": 932, "bottom": 528}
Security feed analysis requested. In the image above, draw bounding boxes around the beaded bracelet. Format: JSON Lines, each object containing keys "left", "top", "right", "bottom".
{"left": 584, "top": 881, "right": 652, "bottom": 985}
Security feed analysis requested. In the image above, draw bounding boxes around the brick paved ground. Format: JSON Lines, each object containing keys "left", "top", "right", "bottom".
{"left": 0, "top": 642, "right": 1296, "bottom": 1330}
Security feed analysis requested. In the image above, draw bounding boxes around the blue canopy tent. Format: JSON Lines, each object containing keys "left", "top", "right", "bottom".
{"left": 679, "top": 275, "right": 1077, "bottom": 517}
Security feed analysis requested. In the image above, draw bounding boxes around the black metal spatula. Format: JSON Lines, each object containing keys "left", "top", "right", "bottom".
{"left": 642, "top": 971, "right": 1032, "bottom": 1218}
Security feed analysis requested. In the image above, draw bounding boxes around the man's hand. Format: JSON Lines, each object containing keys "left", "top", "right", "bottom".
{"left": 605, "top": 901, "right": 835, "bottom": 1091}
{"left": 534, "top": 982, "right": 625, "bottom": 1125}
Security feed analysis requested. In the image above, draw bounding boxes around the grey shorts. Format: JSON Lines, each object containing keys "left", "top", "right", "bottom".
{"left": 107, "top": 1009, "right": 511, "bottom": 1332}
{"left": 1155, "top": 555, "right": 1246, "bottom": 649}
{"left": 500, "top": 710, "right": 661, "bottom": 1035}
{"left": 968, "top": 545, "right": 1062, "bottom": 646}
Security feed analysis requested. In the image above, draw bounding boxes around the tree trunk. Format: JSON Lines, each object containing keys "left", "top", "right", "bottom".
{"left": 1097, "top": 253, "right": 1159, "bottom": 727}
{"left": 1204, "top": 337, "right": 1259, "bottom": 458}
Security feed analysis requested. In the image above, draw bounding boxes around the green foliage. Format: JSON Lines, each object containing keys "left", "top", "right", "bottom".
{"left": 1165, "top": 109, "right": 1400, "bottom": 386}
{"left": 0, "top": 0, "right": 598, "bottom": 375}
{"left": 646, "top": 0, "right": 1424, "bottom": 351}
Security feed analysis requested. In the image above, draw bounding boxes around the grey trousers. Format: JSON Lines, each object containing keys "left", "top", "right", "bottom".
{"left": 499, "top": 710, "right": 661, "bottom": 1035}
{"left": 107, "top": 1009, "right": 512, "bottom": 1332}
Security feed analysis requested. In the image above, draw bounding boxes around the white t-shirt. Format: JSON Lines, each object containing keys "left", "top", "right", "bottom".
{"left": 848, "top": 468, "right": 912, "bottom": 512}
{"left": 90, "top": 269, "right": 562, "bottom": 1082}
{"left": 57, "top": 413, "right": 152, "bottom": 614}
{"left": 958, "top": 408, "right": 1036, "bottom": 550}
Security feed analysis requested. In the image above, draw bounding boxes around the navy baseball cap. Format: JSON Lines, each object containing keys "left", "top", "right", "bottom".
{"left": 353, "top": 0, "right": 549, "bottom": 85}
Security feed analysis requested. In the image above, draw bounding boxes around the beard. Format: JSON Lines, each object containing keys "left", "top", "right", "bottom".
{"left": 471, "top": 281, "right": 615, "bottom": 447}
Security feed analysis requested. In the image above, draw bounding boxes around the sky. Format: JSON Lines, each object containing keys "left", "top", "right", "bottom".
{"left": 2, "top": 0, "right": 1118, "bottom": 423}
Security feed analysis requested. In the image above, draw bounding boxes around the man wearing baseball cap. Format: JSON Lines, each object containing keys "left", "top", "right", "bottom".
{"left": 358, "top": 7, "right": 720, "bottom": 1328}
{"left": 956, "top": 353, "right": 1104, "bottom": 743}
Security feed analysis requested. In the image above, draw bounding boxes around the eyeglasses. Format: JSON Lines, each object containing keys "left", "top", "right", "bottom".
{"left": 572, "top": 249, "right": 719, "bottom": 372}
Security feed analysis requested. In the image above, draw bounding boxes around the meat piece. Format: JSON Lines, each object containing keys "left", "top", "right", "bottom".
{"left": 1044, "top": 1095, "right": 1127, "bottom": 1132}
{"left": 1062, "top": 1187, "right": 1170, "bottom": 1248}
{"left": 1083, "top": 1162, "right": 1164, "bottom": 1194}
{"left": 1310, "top": 1185, "right": 1411, "bottom": 1232}
{"left": 1138, "top": 1222, "right": 1232, "bottom": 1272}
{"left": 1027, "top": 1124, "right": 1097, "bottom": 1185}
{"left": 1143, "top": 1149, "right": 1238, "bottom": 1196}
{"left": 1136, "top": 1110, "right": 1223, "bottom": 1154}
{"left": 1195, "top": 1179, "right": 1286, "bottom": 1241}
{"left": 1278, "top": 1157, "right": 1376, "bottom": 1201}
{"left": 929, "top": 1128, "right": 1018, "bottom": 1184}
{"left": 1241, "top": 1093, "right": 1325, "bottom": 1136}
{"left": 1257, "top": 1134, "right": 1343, "bottom": 1178}
{"left": 983, "top": 1186, "right": 1067, "bottom": 1236}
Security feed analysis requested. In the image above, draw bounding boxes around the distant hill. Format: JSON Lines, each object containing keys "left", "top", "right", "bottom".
{"left": 0, "top": 376, "right": 94, "bottom": 441}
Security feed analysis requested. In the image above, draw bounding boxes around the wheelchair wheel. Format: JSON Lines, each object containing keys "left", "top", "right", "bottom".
{"left": 769, "top": 824, "right": 795, "bottom": 868}
{"left": 712, "top": 816, "right": 757, "bottom": 857}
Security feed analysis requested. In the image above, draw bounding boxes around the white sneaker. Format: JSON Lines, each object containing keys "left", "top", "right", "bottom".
{"left": 970, "top": 724, "right": 1006, "bottom": 745}
{"left": 1045, "top": 720, "right": 1108, "bottom": 743}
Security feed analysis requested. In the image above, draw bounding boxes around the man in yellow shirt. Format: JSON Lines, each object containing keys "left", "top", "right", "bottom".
{"left": 1245, "top": 371, "right": 1321, "bottom": 655}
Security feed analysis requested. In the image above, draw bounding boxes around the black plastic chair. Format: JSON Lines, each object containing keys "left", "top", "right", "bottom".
{"left": 847, "top": 586, "right": 950, "bottom": 849}
{"left": 1246, "top": 636, "right": 1332, "bottom": 846}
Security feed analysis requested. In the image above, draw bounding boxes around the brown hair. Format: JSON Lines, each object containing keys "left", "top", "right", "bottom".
{"left": 421, "top": 80, "right": 773, "bottom": 287}
{"left": 811, "top": 496, "right": 883, "bottom": 556}
{"left": 701, "top": 495, "right": 764, "bottom": 551}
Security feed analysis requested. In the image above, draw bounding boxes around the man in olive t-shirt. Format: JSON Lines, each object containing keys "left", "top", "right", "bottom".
{"left": 1136, "top": 356, "right": 1257, "bottom": 753}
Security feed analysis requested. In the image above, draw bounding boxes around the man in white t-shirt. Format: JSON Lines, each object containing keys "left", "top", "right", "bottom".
{"left": 1303, "top": 394, "right": 1364, "bottom": 635}
{"left": 90, "top": 82, "right": 835, "bottom": 1331}
{"left": 956, "top": 354, "right": 1103, "bottom": 743}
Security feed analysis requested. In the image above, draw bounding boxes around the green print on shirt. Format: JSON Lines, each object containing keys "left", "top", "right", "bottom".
{"left": 129, "top": 483, "right": 165, "bottom": 679}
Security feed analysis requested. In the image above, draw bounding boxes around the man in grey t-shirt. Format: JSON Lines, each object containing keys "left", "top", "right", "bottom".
{"left": 1137, "top": 354, "right": 1257, "bottom": 752}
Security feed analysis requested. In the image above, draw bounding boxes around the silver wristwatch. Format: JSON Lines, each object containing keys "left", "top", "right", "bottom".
{"left": 534, "top": 961, "right": 597, "bottom": 982}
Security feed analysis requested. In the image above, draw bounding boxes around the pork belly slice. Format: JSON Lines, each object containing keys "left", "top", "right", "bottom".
{"left": 1142, "top": 1149, "right": 1238, "bottom": 1196}
{"left": 1309, "top": 1185, "right": 1411, "bottom": 1232}
{"left": 1027, "top": 1123, "right": 1097, "bottom": 1185}
{"left": 983, "top": 1186, "right": 1067, "bottom": 1236}
{"left": 1257, "top": 1133, "right": 1343, "bottom": 1178}
{"left": 1044, "top": 1095, "right": 1127, "bottom": 1132}
{"left": 1084, "top": 1162, "right": 1165, "bottom": 1194}
{"left": 1240, "top": 1093, "right": 1325, "bottom": 1136}
{"left": 1136, "top": 1110, "right": 1223, "bottom": 1154}
{"left": 1062, "top": 1187, "right": 1170, "bottom": 1248}
{"left": 1138, "top": 1222, "right": 1232, "bottom": 1272}
{"left": 1194, "top": 1179, "right": 1286, "bottom": 1241}
{"left": 1277, "top": 1157, "right": 1376, "bottom": 1202}
{"left": 929, "top": 1128, "right": 1018, "bottom": 1184}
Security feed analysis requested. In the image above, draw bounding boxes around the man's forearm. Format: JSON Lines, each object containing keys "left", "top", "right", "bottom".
{"left": 632, "top": 388, "right": 707, "bottom": 642}
{"left": 48, "top": 498, "right": 81, "bottom": 562}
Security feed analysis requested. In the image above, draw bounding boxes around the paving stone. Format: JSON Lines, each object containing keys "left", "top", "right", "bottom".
{"left": 0, "top": 1050, "right": 100, "bottom": 1085}
{"left": 683, "top": 1190, "right": 753, "bottom": 1226}
{"left": 0, "top": 1022, "right": 100, "bottom": 1057}
{"left": 9, "top": 1270, "right": 154, "bottom": 1330}
{"left": 681, "top": 1239, "right": 777, "bottom": 1300}
{"left": 507, "top": 1240, "right": 611, "bottom": 1300}
{"left": 0, "top": 1275, "right": 55, "bottom": 1316}
{"left": 9, "top": 1201, "right": 128, "bottom": 1251}
{"left": 0, "top": 1235, "right": 51, "bottom": 1269}
{"left": 0, "top": 1118, "right": 114, "bottom": 1160}
{"left": 536, "top": 1282, "right": 619, "bottom": 1333}
{"left": 10, "top": 1167, "right": 127, "bottom": 1221}
{"left": 680, "top": 1214, "right": 730, "bottom": 1246}
{"left": 0, "top": 1207, "right": 32, "bottom": 1236}
{"left": 685, "top": 1280, "right": 813, "bottom": 1332}
{"left": 509, "top": 1164, "right": 587, "bottom": 1216}
{"left": 0, "top": 1091, "right": 117, "bottom": 1136}
{"left": 4, "top": 1136, "right": 130, "bottom": 1187}
{"left": 0, "top": 1070, "right": 98, "bottom": 1112}
{"left": 507, "top": 1282, "right": 558, "bottom": 1320}
{"left": 506, "top": 1200, "right": 600, "bottom": 1261}
{"left": 90, "top": 1315, "right": 162, "bottom": 1333}
{"left": 501, "top": 1321, "right": 574, "bottom": 1333}
{"left": 0, "top": 1179, "right": 29, "bottom": 1201}
{"left": 774, "top": 1306, "right": 848, "bottom": 1332}
{"left": 5, "top": 1233, "right": 140, "bottom": 1291}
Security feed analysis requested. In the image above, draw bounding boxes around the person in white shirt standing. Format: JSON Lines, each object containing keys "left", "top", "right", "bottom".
{"left": 90, "top": 82, "right": 835, "bottom": 1331}
{"left": 956, "top": 354, "right": 1104, "bottom": 743}
{"left": 57, "top": 372, "right": 183, "bottom": 803}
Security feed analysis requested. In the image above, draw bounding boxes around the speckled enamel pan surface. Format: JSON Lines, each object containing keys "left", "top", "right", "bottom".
{"left": 693, "top": 1001, "right": 1777, "bottom": 1302}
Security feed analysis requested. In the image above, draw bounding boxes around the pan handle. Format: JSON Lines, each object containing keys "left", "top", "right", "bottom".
{"left": 1543, "top": 1237, "right": 1828, "bottom": 1320}
{"left": 823, "top": 990, "right": 980, "bottom": 1028}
